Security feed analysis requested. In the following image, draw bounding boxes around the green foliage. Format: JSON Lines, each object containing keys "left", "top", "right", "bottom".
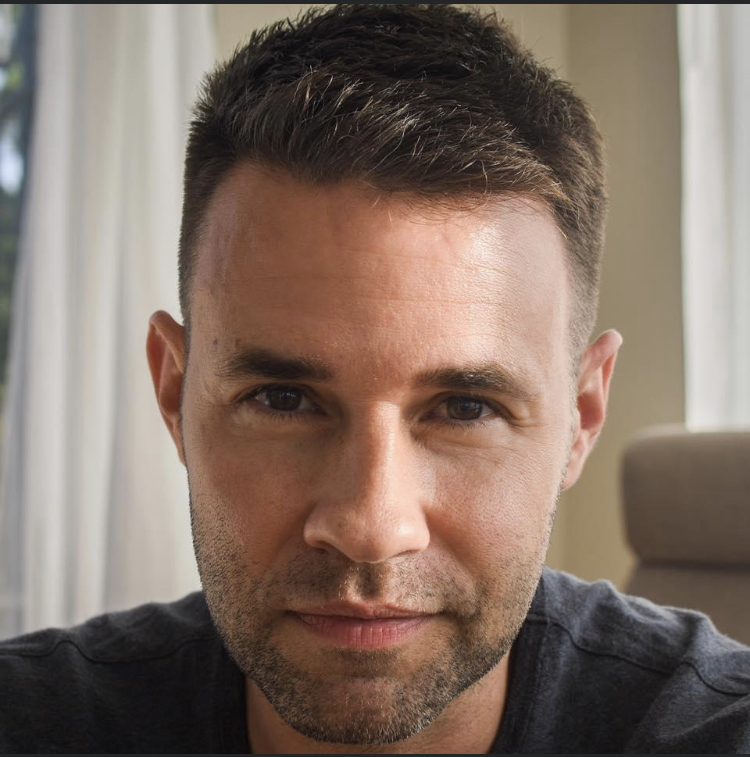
{"left": 0, "top": 3, "right": 33, "bottom": 402}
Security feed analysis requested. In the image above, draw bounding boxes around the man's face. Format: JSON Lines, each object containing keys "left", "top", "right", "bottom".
{"left": 178, "top": 165, "right": 578, "bottom": 744}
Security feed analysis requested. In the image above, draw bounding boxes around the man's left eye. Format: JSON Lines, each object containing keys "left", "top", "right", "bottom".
{"left": 437, "top": 396, "right": 497, "bottom": 422}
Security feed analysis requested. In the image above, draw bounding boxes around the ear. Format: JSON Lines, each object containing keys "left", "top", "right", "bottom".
{"left": 146, "top": 310, "right": 187, "bottom": 466}
{"left": 561, "top": 329, "right": 623, "bottom": 491}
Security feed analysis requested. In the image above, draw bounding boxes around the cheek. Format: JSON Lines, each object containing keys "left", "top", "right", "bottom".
{"left": 426, "top": 439, "right": 563, "bottom": 570}
{"left": 184, "top": 412, "right": 319, "bottom": 564}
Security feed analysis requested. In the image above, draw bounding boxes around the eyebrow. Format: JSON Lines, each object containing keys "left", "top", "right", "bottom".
{"left": 413, "top": 365, "right": 537, "bottom": 402}
{"left": 215, "top": 347, "right": 333, "bottom": 382}
{"left": 215, "top": 347, "right": 536, "bottom": 402}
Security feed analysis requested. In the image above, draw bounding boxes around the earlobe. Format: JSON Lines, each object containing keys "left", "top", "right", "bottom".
{"left": 561, "top": 329, "right": 623, "bottom": 491}
{"left": 146, "top": 310, "right": 187, "bottom": 465}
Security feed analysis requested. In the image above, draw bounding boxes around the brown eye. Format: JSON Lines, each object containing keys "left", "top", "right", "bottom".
{"left": 445, "top": 396, "right": 486, "bottom": 421}
{"left": 263, "top": 387, "right": 304, "bottom": 412}
{"left": 239, "top": 385, "right": 319, "bottom": 421}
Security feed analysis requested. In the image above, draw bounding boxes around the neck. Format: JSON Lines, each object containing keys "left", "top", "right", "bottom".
{"left": 245, "top": 650, "right": 512, "bottom": 755}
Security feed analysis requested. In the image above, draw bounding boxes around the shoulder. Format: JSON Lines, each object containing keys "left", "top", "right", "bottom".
{"left": 536, "top": 567, "right": 750, "bottom": 695}
{"left": 526, "top": 568, "right": 750, "bottom": 752}
{"left": 0, "top": 591, "right": 215, "bottom": 664}
{"left": 0, "top": 592, "right": 228, "bottom": 752}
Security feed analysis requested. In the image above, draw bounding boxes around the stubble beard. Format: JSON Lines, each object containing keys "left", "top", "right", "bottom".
{"left": 189, "top": 491, "right": 553, "bottom": 746}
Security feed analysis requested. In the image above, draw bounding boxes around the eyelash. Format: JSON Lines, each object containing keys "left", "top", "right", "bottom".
{"left": 236, "top": 384, "right": 510, "bottom": 429}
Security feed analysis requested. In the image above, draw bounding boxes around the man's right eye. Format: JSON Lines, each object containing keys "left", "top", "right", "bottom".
{"left": 240, "top": 385, "right": 318, "bottom": 417}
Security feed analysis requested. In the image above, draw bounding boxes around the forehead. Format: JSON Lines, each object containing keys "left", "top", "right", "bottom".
{"left": 191, "top": 163, "right": 571, "bottom": 390}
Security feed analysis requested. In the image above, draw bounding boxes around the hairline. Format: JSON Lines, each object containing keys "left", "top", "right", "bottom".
{"left": 181, "top": 159, "right": 586, "bottom": 387}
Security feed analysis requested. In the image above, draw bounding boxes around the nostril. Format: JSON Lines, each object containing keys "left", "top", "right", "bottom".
{"left": 303, "top": 504, "right": 430, "bottom": 565}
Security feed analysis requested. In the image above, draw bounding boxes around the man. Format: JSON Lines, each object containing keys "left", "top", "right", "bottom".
{"left": 1, "top": 4, "right": 749, "bottom": 753}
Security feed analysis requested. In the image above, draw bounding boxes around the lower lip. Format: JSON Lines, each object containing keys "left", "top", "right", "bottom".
{"left": 294, "top": 613, "right": 430, "bottom": 649}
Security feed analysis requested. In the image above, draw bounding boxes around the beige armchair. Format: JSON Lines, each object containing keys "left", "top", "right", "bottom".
{"left": 622, "top": 425, "right": 750, "bottom": 645}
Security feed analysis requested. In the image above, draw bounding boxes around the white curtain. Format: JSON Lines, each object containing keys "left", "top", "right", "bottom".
{"left": 0, "top": 4, "right": 214, "bottom": 638}
{"left": 679, "top": 4, "right": 750, "bottom": 429}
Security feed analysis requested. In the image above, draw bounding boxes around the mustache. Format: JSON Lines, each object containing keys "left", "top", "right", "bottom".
{"left": 254, "top": 552, "right": 483, "bottom": 618}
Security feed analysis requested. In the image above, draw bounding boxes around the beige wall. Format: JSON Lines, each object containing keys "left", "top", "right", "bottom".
{"left": 561, "top": 4, "right": 683, "bottom": 586}
{"left": 213, "top": 5, "right": 684, "bottom": 588}
{"left": 215, "top": 4, "right": 312, "bottom": 60}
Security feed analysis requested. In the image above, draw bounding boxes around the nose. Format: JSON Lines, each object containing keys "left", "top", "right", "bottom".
{"left": 303, "top": 406, "right": 430, "bottom": 563}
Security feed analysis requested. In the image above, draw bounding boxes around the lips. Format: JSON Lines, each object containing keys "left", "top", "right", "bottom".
{"left": 292, "top": 602, "right": 433, "bottom": 649}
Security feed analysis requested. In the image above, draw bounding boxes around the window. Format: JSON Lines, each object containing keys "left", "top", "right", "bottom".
{"left": 0, "top": 3, "right": 35, "bottom": 419}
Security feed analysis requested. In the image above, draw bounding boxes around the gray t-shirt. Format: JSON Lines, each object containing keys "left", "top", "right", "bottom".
{"left": 1, "top": 568, "right": 749, "bottom": 753}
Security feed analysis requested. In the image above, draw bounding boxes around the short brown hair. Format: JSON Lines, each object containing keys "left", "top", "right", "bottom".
{"left": 179, "top": 4, "right": 606, "bottom": 361}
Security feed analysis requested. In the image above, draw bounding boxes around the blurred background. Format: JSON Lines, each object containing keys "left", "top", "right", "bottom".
{"left": 0, "top": 4, "right": 747, "bottom": 641}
